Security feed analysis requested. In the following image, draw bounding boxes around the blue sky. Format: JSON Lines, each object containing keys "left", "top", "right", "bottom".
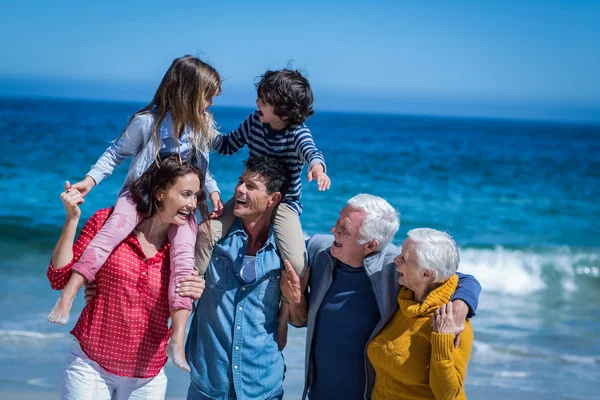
{"left": 1, "top": 0, "right": 599, "bottom": 122}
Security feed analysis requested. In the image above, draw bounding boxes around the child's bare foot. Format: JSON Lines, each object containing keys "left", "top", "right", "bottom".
{"left": 166, "top": 336, "right": 190, "bottom": 372}
{"left": 47, "top": 294, "right": 74, "bottom": 325}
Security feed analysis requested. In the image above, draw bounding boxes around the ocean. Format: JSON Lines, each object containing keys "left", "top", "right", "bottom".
{"left": 0, "top": 97, "right": 599, "bottom": 399}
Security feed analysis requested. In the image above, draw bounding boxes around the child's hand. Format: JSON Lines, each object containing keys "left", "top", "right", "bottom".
{"left": 209, "top": 191, "right": 224, "bottom": 219}
{"left": 70, "top": 176, "right": 96, "bottom": 197}
{"left": 61, "top": 181, "right": 84, "bottom": 220}
{"left": 307, "top": 164, "right": 331, "bottom": 191}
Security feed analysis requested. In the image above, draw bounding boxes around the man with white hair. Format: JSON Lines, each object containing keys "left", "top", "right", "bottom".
{"left": 280, "top": 194, "right": 481, "bottom": 400}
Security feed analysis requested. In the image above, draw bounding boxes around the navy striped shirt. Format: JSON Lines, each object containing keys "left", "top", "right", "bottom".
{"left": 212, "top": 111, "right": 326, "bottom": 215}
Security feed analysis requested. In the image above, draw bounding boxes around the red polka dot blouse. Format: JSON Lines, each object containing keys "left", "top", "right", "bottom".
{"left": 47, "top": 208, "right": 172, "bottom": 378}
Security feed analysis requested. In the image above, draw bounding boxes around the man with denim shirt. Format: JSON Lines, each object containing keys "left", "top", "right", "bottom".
{"left": 281, "top": 194, "right": 482, "bottom": 400}
{"left": 186, "top": 156, "right": 290, "bottom": 400}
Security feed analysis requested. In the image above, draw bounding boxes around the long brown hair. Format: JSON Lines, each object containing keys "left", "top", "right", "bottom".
{"left": 129, "top": 154, "right": 209, "bottom": 222}
{"left": 121, "top": 55, "right": 221, "bottom": 159}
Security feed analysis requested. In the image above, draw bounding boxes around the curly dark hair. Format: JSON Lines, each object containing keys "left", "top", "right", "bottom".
{"left": 255, "top": 69, "right": 314, "bottom": 125}
{"left": 128, "top": 154, "right": 209, "bottom": 221}
{"left": 243, "top": 156, "right": 290, "bottom": 199}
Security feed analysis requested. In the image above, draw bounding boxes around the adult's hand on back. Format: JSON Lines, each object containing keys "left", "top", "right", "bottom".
{"left": 177, "top": 271, "right": 206, "bottom": 301}
{"left": 280, "top": 260, "right": 310, "bottom": 305}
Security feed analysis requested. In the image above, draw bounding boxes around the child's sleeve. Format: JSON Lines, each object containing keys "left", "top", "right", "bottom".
{"left": 47, "top": 209, "right": 109, "bottom": 290}
{"left": 86, "top": 114, "right": 152, "bottom": 185}
{"left": 204, "top": 167, "right": 219, "bottom": 196}
{"left": 295, "top": 128, "right": 326, "bottom": 172}
{"left": 211, "top": 114, "right": 251, "bottom": 155}
{"left": 451, "top": 272, "right": 482, "bottom": 318}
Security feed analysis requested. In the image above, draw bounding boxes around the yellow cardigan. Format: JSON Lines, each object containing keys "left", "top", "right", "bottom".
{"left": 367, "top": 274, "right": 473, "bottom": 400}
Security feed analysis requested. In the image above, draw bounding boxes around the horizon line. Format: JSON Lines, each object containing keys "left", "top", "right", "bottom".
{"left": 1, "top": 93, "right": 599, "bottom": 128}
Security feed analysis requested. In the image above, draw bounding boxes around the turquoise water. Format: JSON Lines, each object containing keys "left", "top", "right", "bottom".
{"left": 1, "top": 97, "right": 599, "bottom": 398}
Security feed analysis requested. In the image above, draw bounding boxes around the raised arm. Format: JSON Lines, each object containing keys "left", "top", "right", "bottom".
{"left": 211, "top": 114, "right": 251, "bottom": 155}
{"left": 86, "top": 113, "right": 152, "bottom": 186}
{"left": 48, "top": 200, "right": 107, "bottom": 290}
{"left": 51, "top": 182, "right": 84, "bottom": 269}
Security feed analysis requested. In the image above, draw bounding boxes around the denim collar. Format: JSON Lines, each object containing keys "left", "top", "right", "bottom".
{"left": 228, "top": 218, "right": 277, "bottom": 251}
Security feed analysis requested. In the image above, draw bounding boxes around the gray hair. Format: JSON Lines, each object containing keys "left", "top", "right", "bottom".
{"left": 347, "top": 194, "right": 400, "bottom": 251}
{"left": 407, "top": 228, "right": 460, "bottom": 282}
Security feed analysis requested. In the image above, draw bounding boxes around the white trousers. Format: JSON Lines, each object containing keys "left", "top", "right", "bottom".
{"left": 61, "top": 340, "right": 168, "bottom": 400}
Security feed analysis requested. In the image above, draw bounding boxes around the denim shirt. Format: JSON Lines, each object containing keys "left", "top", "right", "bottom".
{"left": 186, "top": 218, "right": 285, "bottom": 400}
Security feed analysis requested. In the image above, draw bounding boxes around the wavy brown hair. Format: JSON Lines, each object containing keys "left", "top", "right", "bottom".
{"left": 120, "top": 55, "right": 221, "bottom": 159}
{"left": 129, "top": 154, "right": 209, "bottom": 222}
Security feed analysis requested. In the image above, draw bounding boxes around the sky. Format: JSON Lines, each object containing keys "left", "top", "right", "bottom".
{"left": 1, "top": 0, "right": 599, "bottom": 122}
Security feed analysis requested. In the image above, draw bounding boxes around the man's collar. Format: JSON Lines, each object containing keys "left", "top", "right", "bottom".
{"left": 229, "top": 218, "right": 277, "bottom": 249}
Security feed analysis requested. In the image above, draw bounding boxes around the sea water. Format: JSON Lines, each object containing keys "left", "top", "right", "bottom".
{"left": 0, "top": 97, "right": 599, "bottom": 399}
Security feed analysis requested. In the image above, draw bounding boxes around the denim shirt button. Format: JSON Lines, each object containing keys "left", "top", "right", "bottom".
{"left": 241, "top": 287, "right": 246, "bottom": 291}
{"left": 238, "top": 306, "right": 242, "bottom": 311}
{"left": 235, "top": 346, "right": 239, "bottom": 350}
{"left": 215, "top": 256, "right": 220, "bottom": 260}
{"left": 236, "top": 325, "right": 241, "bottom": 330}
{"left": 234, "top": 365, "right": 238, "bottom": 369}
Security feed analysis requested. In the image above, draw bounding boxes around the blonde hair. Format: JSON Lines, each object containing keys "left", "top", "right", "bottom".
{"left": 120, "top": 55, "right": 222, "bottom": 161}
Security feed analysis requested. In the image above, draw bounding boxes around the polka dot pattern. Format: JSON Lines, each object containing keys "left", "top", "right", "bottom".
{"left": 48, "top": 208, "right": 171, "bottom": 378}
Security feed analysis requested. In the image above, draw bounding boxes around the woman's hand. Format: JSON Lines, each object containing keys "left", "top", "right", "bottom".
{"left": 432, "top": 301, "right": 465, "bottom": 336}
{"left": 208, "top": 191, "right": 224, "bottom": 219}
{"left": 61, "top": 181, "right": 84, "bottom": 220}
{"left": 176, "top": 271, "right": 206, "bottom": 301}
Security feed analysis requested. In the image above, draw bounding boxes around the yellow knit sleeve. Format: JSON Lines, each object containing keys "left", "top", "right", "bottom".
{"left": 429, "top": 321, "right": 473, "bottom": 400}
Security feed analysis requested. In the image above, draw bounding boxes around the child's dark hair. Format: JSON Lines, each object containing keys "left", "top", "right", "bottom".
{"left": 129, "top": 154, "right": 209, "bottom": 221}
{"left": 255, "top": 69, "right": 314, "bottom": 125}
{"left": 243, "top": 156, "right": 290, "bottom": 199}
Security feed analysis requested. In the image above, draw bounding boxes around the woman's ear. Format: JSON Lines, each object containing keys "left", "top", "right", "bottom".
{"left": 421, "top": 268, "right": 436, "bottom": 283}
{"left": 154, "top": 188, "right": 164, "bottom": 203}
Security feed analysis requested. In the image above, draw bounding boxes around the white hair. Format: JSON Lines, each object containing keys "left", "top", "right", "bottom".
{"left": 407, "top": 228, "right": 459, "bottom": 282}
{"left": 347, "top": 194, "right": 400, "bottom": 250}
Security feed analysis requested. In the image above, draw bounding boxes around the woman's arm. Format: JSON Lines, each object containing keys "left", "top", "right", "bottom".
{"left": 429, "top": 302, "right": 474, "bottom": 400}
{"left": 47, "top": 192, "right": 108, "bottom": 290}
{"left": 51, "top": 183, "right": 83, "bottom": 269}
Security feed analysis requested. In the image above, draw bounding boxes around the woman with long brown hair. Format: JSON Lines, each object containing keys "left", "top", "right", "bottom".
{"left": 48, "top": 55, "right": 222, "bottom": 372}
